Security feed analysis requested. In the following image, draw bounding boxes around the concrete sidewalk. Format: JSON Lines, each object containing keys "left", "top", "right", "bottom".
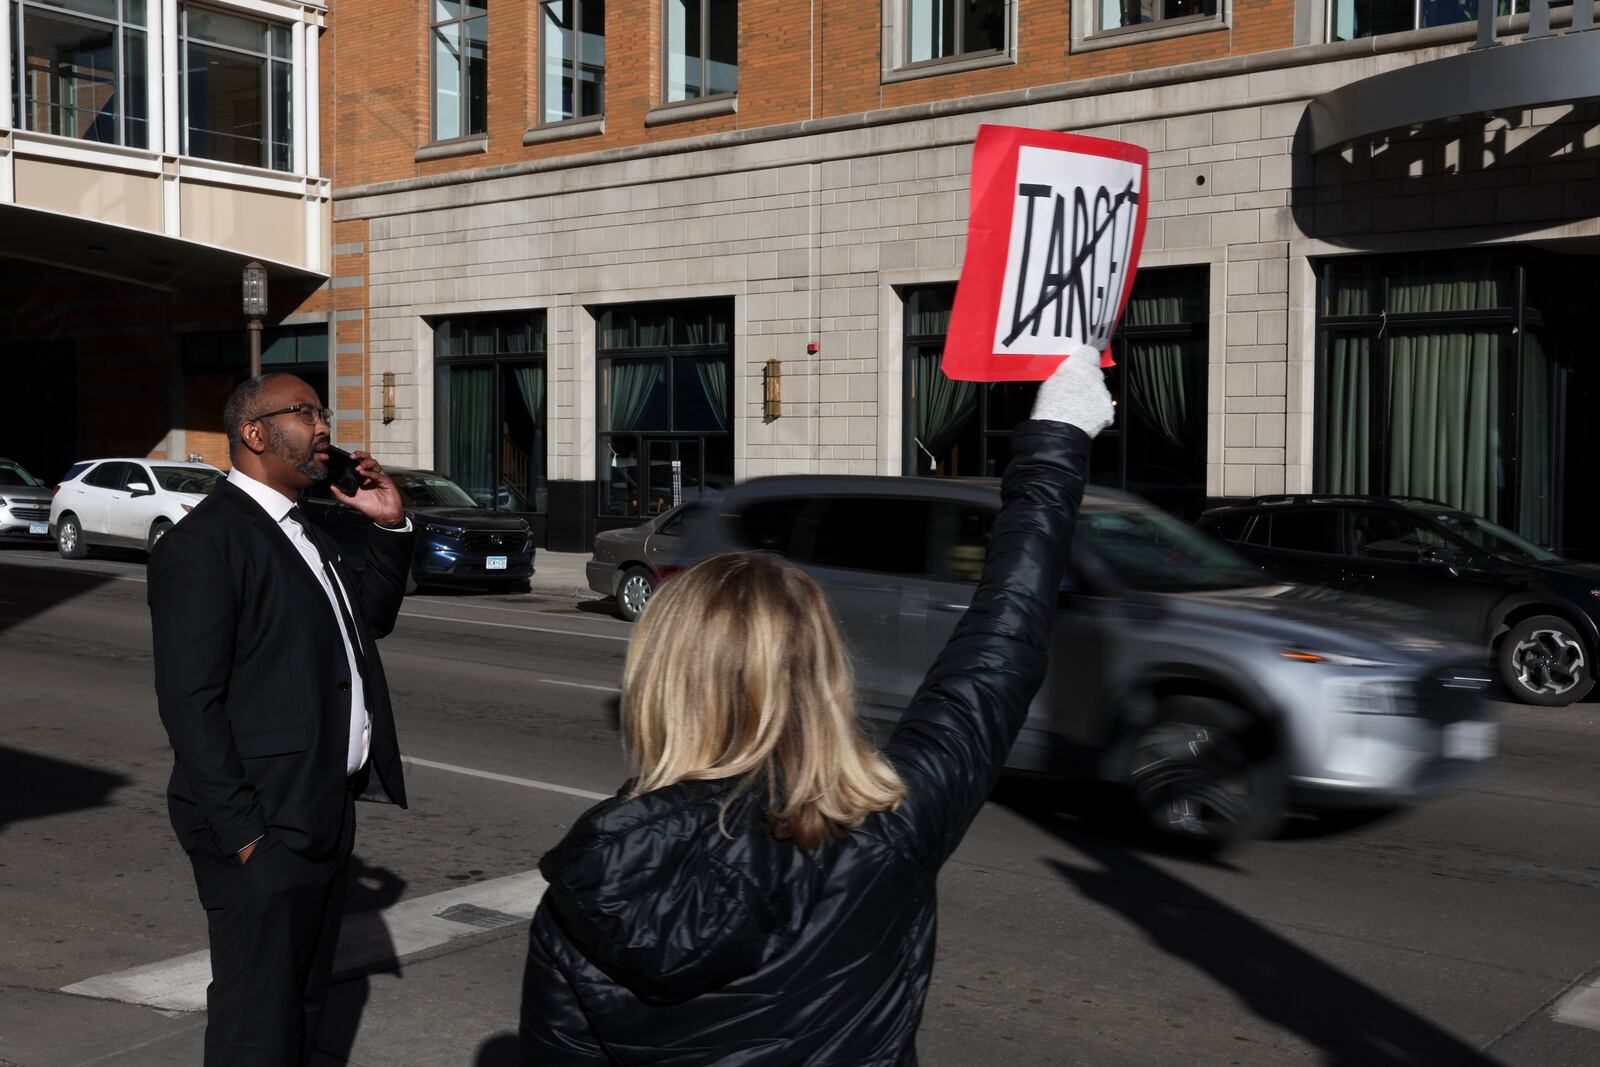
{"left": 527, "top": 549, "right": 595, "bottom": 600}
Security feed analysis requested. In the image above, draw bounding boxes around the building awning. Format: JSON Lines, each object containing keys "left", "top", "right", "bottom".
{"left": 0, "top": 202, "right": 322, "bottom": 292}
{"left": 1308, "top": 29, "right": 1600, "bottom": 153}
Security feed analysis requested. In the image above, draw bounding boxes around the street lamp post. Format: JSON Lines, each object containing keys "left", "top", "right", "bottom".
{"left": 242, "top": 261, "right": 269, "bottom": 377}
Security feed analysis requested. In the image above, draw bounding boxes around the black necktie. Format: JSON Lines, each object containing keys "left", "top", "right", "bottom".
{"left": 286, "top": 506, "right": 371, "bottom": 689}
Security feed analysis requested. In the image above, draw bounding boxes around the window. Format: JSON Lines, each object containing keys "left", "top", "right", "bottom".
{"left": 905, "top": 0, "right": 1006, "bottom": 64}
{"left": 1265, "top": 510, "right": 1341, "bottom": 554}
{"left": 181, "top": 6, "right": 293, "bottom": 170}
{"left": 808, "top": 498, "right": 934, "bottom": 576}
{"left": 1349, "top": 511, "right": 1452, "bottom": 562}
{"left": 663, "top": 0, "right": 735, "bottom": 103}
{"left": 434, "top": 311, "right": 548, "bottom": 513}
{"left": 13, "top": 0, "right": 148, "bottom": 148}
{"left": 1328, "top": 0, "right": 1539, "bottom": 41}
{"left": 84, "top": 460, "right": 136, "bottom": 489}
{"left": 1078, "top": 505, "right": 1265, "bottom": 592}
{"left": 904, "top": 266, "right": 1211, "bottom": 519}
{"left": 599, "top": 300, "right": 733, "bottom": 519}
{"left": 431, "top": 0, "right": 488, "bottom": 141}
{"left": 737, "top": 498, "right": 809, "bottom": 554}
{"left": 929, "top": 501, "right": 995, "bottom": 582}
{"left": 539, "top": 0, "right": 603, "bottom": 124}
{"left": 1097, "top": 0, "right": 1217, "bottom": 34}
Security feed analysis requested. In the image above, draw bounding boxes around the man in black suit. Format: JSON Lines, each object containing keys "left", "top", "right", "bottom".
{"left": 149, "top": 372, "right": 415, "bottom": 1066}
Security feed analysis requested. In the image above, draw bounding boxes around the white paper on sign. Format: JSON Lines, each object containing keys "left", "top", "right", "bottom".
{"left": 993, "top": 146, "right": 1144, "bottom": 358}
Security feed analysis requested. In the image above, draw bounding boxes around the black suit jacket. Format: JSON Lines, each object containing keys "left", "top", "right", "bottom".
{"left": 149, "top": 479, "right": 414, "bottom": 862}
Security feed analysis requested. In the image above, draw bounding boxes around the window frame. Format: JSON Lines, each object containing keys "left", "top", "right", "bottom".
{"left": 536, "top": 0, "right": 604, "bottom": 127}
{"left": 178, "top": 3, "right": 294, "bottom": 171}
{"left": 883, "top": 0, "right": 1016, "bottom": 82}
{"left": 659, "top": 0, "right": 735, "bottom": 105}
{"left": 14, "top": 0, "right": 148, "bottom": 148}
{"left": 429, "top": 0, "right": 488, "bottom": 143}
{"left": 1071, "top": 0, "right": 1226, "bottom": 53}
{"left": 900, "top": 0, "right": 1007, "bottom": 71}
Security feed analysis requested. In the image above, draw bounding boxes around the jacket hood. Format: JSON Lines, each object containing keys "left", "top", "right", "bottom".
{"left": 538, "top": 778, "right": 815, "bottom": 1006}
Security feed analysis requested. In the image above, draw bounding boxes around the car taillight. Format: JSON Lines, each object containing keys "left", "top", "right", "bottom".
{"left": 51, "top": 485, "right": 60, "bottom": 496}
{"left": 182, "top": 504, "right": 194, "bottom": 513}
{"left": 656, "top": 564, "right": 685, "bottom": 583}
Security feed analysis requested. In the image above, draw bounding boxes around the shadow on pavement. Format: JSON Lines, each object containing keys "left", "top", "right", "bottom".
{"left": 315, "top": 857, "right": 407, "bottom": 1064}
{"left": 995, "top": 782, "right": 1502, "bottom": 1066}
{"left": 474, "top": 1032, "right": 518, "bottom": 1064}
{"left": 0, "top": 557, "right": 119, "bottom": 636}
{"left": 0, "top": 744, "right": 129, "bottom": 831}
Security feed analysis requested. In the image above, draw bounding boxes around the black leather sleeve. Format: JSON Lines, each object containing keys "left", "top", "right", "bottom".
{"left": 519, "top": 908, "right": 609, "bottom": 1065}
{"left": 882, "top": 420, "right": 1091, "bottom": 869}
{"left": 148, "top": 529, "right": 266, "bottom": 855}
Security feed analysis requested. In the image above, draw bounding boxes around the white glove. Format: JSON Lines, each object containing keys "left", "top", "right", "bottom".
{"left": 1030, "top": 344, "right": 1115, "bottom": 437}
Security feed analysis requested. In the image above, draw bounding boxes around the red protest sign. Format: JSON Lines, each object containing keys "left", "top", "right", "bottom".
{"left": 943, "top": 126, "right": 1150, "bottom": 382}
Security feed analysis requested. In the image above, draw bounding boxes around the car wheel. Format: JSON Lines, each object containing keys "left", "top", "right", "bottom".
{"left": 1499, "top": 615, "right": 1594, "bottom": 707}
{"left": 1126, "top": 696, "right": 1285, "bottom": 852}
{"left": 56, "top": 513, "right": 88, "bottom": 560}
{"left": 616, "top": 566, "right": 655, "bottom": 622}
{"left": 147, "top": 520, "right": 172, "bottom": 553}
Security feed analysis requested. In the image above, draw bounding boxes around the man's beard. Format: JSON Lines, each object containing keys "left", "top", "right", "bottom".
{"left": 265, "top": 424, "right": 327, "bottom": 481}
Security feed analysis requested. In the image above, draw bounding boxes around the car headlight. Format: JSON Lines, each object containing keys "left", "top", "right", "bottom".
{"left": 1327, "top": 678, "right": 1407, "bottom": 716}
{"left": 1281, "top": 649, "right": 1398, "bottom": 669}
{"left": 423, "top": 523, "right": 464, "bottom": 537}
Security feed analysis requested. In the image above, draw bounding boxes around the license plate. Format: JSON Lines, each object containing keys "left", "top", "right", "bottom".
{"left": 29, "top": 522, "right": 48, "bottom": 535}
{"left": 1443, "top": 721, "right": 1496, "bottom": 761}
{"left": 486, "top": 555, "right": 507, "bottom": 571}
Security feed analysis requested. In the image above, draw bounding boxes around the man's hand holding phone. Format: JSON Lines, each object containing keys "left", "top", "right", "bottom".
{"left": 326, "top": 446, "right": 406, "bottom": 527}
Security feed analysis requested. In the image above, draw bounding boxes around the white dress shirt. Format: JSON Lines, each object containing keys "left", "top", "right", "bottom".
{"left": 227, "top": 468, "right": 409, "bottom": 779}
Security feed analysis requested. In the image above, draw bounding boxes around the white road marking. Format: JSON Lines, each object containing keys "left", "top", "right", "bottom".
{"left": 61, "top": 869, "right": 549, "bottom": 1013}
{"left": 398, "top": 610, "right": 631, "bottom": 643}
{"left": 411, "top": 598, "right": 620, "bottom": 624}
{"left": 1554, "top": 975, "right": 1600, "bottom": 1031}
{"left": 402, "top": 755, "right": 612, "bottom": 801}
{"left": 539, "top": 678, "right": 621, "bottom": 694}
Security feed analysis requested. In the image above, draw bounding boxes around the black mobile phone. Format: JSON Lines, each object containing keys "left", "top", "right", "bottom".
{"left": 324, "top": 445, "right": 365, "bottom": 496}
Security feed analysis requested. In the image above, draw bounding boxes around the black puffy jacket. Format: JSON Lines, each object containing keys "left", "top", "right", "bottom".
{"left": 520, "top": 421, "right": 1091, "bottom": 1065}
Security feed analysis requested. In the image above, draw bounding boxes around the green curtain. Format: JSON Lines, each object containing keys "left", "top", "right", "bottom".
{"left": 512, "top": 364, "right": 546, "bottom": 421}
{"left": 608, "top": 360, "right": 663, "bottom": 431}
{"left": 1518, "top": 333, "right": 1557, "bottom": 546}
{"left": 695, "top": 357, "right": 729, "bottom": 431}
{"left": 446, "top": 365, "right": 494, "bottom": 503}
{"left": 1324, "top": 335, "right": 1373, "bottom": 494}
{"left": 912, "top": 351, "right": 977, "bottom": 473}
{"left": 1385, "top": 331, "right": 1501, "bottom": 521}
{"left": 1125, "top": 340, "right": 1191, "bottom": 448}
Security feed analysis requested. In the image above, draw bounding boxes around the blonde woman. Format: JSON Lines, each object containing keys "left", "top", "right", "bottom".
{"left": 520, "top": 350, "right": 1114, "bottom": 1065}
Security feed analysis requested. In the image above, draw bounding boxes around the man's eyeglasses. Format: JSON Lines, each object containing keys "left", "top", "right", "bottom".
{"left": 251, "top": 403, "right": 333, "bottom": 426}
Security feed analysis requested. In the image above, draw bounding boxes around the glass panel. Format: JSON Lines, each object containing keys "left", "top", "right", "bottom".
{"left": 706, "top": 0, "right": 736, "bottom": 94}
{"left": 601, "top": 436, "right": 639, "bottom": 516}
{"left": 598, "top": 310, "right": 631, "bottom": 349}
{"left": 636, "top": 311, "right": 669, "bottom": 347}
{"left": 500, "top": 362, "right": 546, "bottom": 512}
{"left": 1077, "top": 506, "right": 1264, "bottom": 592}
{"left": 605, "top": 358, "right": 669, "bottom": 431}
{"left": 905, "top": 284, "right": 955, "bottom": 337}
{"left": 270, "top": 59, "right": 292, "bottom": 171}
{"left": 22, "top": 10, "right": 118, "bottom": 142}
{"left": 1388, "top": 258, "right": 1511, "bottom": 314}
{"left": 1516, "top": 332, "right": 1559, "bottom": 545}
{"left": 1323, "top": 260, "right": 1380, "bottom": 317}
{"left": 738, "top": 497, "right": 808, "bottom": 553}
{"left": 673, "top": 355, "right": 730, "bottom": 431}
{"left": 185, "top": 7, "right": 266, "bottom": 52}
{"left": 1420, "top": 0, "right": 1485, "bottom": 30}
{"left": 465, "top": 14, "right": 487, "bottom": 135}
{"left": 1269, "top": 511, "right": 1341, "bottom": 553}
{"left": 126, "top": 0, "right": 147, "bottom": 26}
{"left": 1321, "top": 334, "right": 1373, "bottom": 494}
{"left": 465, "top": 0, "right": 487, "bottom": 16}
{"left": 124, "top": 27, "right": 148, "bottom": 148}
{"left": 1123, "top": 335, "right": 1207, "bottom": 518}
{"left": 703, "top": 432, "right": 734, "bottom": 493}
{"left": 1385, "top": 330, "right": 1508, "bottom": 522}
{"left": 261, "top": 333, "right": 298, "bottom": 365}
{"left": 432, "top": 21, "right": 462, "bottom": 140}
{"left": 443, "top": 364, "right": 496, "bottom": 508}
{"left": 184, "top": 42, "right": 266, "bottom": 166}
{"left": 1165, "top": 0, "right": 1217, "bottom": 16}
{"left": 1350, "top": 511, "right": 1450, "bottom": 562}
{"left": 811, "top": 498, "right": 933, "bottom": 576}
{"left": 540, "top": 0, "right": 572, "bottom": 124}
{"left": 909, "top": 347, "right": 978, "bottom": 475}
{"left": 578, "top": 0, "right": 604, "bottom": 117}
{"left": 432, "top": 0, "right": 461, "bottom": 20}
{"left": 1101, "top": 0, "right": 1155, "bottom": 31}
{"left": 269, "top": 22, "right": 290, "bottom": 58}
{"left": 665, "top": 0, "right": 700, "bottom": 101}
{"left": 297, "top": 327, "right": 329, "bottom": 363}
{"left": 909, "top": 0, "right": 954, "bottom": 61}
{"left": 646, "top": 440, "right": 675, "bottom": 516}
{"left": 962, "top": 0, "right": 1005, "bottom": 54}
{"left": 1331, "top": 0, "right": 1419, "bottom": 39}
{"left": 47, "top": 0, "right": 120, "bottom": 22}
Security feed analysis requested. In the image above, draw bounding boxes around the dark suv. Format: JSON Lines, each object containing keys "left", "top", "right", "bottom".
{"left": 1198, "top": 496, "right": 1600, "bottom": 707}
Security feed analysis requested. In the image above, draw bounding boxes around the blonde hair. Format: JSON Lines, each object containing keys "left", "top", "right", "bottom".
{"left": 622, "top": 552, "right": 906, "bottom": 850}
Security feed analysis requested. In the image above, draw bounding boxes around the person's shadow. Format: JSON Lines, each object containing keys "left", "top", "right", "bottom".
{"left": 313, "top": 857, "right": 407, "bottom": 1063}
{"left": 474, "top": 1032, "right": 518, "bottom": 1064}
{"left": 993, "top": 779, "right": 1503, "bottom": 1065}
{"left": 0, "top": 744, "right": 129, "bottom": 832}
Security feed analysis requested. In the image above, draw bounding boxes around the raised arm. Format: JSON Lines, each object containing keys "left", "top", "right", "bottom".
{"left": 148, "top": 530, "right": 265, "bottom": 855}
{"left": 882, "top": 350, "right": 1111, "bottom": 868}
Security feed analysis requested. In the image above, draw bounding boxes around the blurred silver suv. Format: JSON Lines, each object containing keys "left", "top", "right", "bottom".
{"left": 677, "top": 476, "right": 1498, "bottom": 847}
{"left": 0, "top": 458, "right": 54, "bottom": 542}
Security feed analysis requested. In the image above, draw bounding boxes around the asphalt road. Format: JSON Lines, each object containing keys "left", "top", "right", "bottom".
{"left": 2, "top": 544, "right": 1599, "bottom": 1066}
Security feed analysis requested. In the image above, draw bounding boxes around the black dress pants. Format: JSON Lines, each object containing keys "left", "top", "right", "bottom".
{"left": 187, "top": 809, "right": 353, "bottom": 1067}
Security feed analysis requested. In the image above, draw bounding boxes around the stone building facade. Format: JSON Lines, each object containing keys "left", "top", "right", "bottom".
{"left": 329, "top": 3, "right": 1600, "bottom": 554}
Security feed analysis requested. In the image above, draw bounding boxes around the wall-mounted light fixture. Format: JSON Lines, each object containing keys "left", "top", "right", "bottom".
{"left": 763, "top": 358, "right": 782, "bottom": 420}
{"left": 382, "top": 371, "right": 396, "bottom": 424}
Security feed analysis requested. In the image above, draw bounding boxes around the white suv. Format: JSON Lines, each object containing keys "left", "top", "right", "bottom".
{"left": 50, "top": 459, "right": 225, "bottom": 558}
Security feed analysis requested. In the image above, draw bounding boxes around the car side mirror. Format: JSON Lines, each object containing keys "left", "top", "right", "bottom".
{"left": 127, "top": 481, "right": 154, "bottom": 496}
{"left": 1420, "top": 546, "right": 1465, "bottom": 569}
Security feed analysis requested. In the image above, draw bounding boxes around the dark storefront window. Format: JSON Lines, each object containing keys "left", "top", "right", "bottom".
{"left": 1317, "top": 252, "right": 1565, "bottom": 546}
{"left": 434, "top": 311, "right": 547, "bottom": 513}
{"left": 598, "top": 300, "right": 733, "bottom": 520}
{"left": 180, "top": 323, "right": 329, "bottom": 400}
{"left": 904, "top": 267, "right": 1210, "bottom": 518}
